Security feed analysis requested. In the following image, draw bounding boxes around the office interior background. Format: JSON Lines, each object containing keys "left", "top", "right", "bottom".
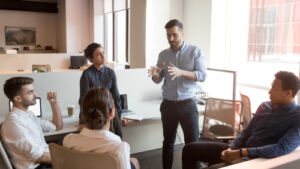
{"left": 0, "top": 0, "right": 299, "bottom": 168}
{"left": 1, "top": 0, "right": 298, "bottom": 110}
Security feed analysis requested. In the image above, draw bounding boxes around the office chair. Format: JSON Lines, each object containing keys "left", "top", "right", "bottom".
{"left": 49, "top": 143, "right": 120, "bottom": 169}
{"left": 0, "top": 124, "right": 14, "bottom": 169}
{"left": 201, "top": 98, "right": 242, "bottom": 142}
{"left": 240, "top": 93, "right": 252, "bottom": 130}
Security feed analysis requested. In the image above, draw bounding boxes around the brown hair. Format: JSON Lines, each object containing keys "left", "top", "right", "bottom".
{"left": 82, "top": 87, "right": 115, "bottom": 130}
{"left": 275, "top": 71, "right": 300, "bottom": 97}
{"left": 3, "top": 77, "right": 34, "bottom": 101}
{"left": 84, "top": 43, "right": 102, "bottom": 60}
{"left": 165, "top": 19, "right": 183, "bottom": 30}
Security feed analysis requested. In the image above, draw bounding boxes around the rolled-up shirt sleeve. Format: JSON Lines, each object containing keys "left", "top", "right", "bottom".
{"left": 229, "top": 119, "right": 254, "bottom": 149}
{"left": 193, "top": 48, "right": 207, "bottom": 82}
{"left": 2, "top": 118, "right": 46, "bottom": 161}
{"left": 153, "top": 53, "right": 165, "bottom": 84}
{"left": 39, "top": 118, "right": 56, "bottom": 132}
{"left": 247, "top": 125, "right": 300, "bottom": 158}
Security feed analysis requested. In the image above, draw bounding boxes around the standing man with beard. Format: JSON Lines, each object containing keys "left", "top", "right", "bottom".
{"left": 148, "top": 19, "right": 207, "bottom": 169}
{"left": 1, "top": 77, "right": 63, "bottom": 169}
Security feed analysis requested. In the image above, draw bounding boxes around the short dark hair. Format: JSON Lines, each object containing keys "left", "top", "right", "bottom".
{"left": 3, "top": 77, "right": 34, "bottom": 101}
{"left": 275, "top": 71, "right": 300, "bottom": 97}
{"left": 82, "top": 87, "right": 115, "bottom": 130}
{"left": 165, "top": 19, "right": 183, "bottom": 30}
{"left": 84, "top": 43, "right": 102, "bottom": 60}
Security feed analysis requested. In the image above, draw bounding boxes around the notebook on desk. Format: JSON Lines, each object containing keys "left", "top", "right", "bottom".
{"left": 9, "top": 97, "right": 42, "bottom": 117}
{"left": 120, "top": 94, "right": 143, "bottom": 121}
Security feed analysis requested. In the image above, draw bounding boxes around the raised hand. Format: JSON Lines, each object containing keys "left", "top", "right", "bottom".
{"left": 168, "top": 62, "right": 183, "bottom": 80}
{"left": 47, "top": 92, "right": 57, "bottom": 103}
{"left": 148, "top": 62, "right": 165, "bottom": 78}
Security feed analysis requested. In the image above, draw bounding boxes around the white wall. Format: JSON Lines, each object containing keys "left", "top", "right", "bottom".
{"left": 0, "top": 69, "right": 162, "bottom": 118}
{"left": 145, "top": 0, "right": 183, "bottom": 67}
{"left": 0, "top": 10, "right": 57, "bottom": 50}
{"left": 65, "top": 0, "right": 92, "bottom": 54}
{"left": 183, "top": 0, "right": 212, "bottom": 65}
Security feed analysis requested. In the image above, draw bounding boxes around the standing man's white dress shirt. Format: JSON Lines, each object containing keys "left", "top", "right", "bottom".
{"left": 63, "top": 128, "right": 131, "bottom": 169}
{"left": 1, "top": 107, "right": 56, "bottom": 169}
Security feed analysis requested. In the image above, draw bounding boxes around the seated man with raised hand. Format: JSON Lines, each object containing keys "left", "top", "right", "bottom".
{"left": 63, "top": 87, "right": 140, "bottom": 169}
{"left": 1, "top": 77, "right": 63, "bottom": 169}
{"left": 182, "top": 71, "right": 300, "bottom": 169}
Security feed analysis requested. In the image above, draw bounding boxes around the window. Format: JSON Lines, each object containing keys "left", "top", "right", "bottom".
{"left": 248, "top": 0, "right": 300, "bottom": 62}
{"left": 104, "top": 0, "right": 130, "bottom": 63}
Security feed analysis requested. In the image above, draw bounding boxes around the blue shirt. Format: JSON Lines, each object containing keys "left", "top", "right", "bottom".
{"left": 79, "top": 65, "right": 122, "bottom": 120}
{"left": 156, "top": 43, "right": 207, "bottom": 101}
{"left": 229, "top": 101, "right": 300, "bottom": 158}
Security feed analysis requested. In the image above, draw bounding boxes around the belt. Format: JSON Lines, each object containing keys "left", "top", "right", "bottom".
{"left": 164, "top": 98, "right": 195, "bottom": 104}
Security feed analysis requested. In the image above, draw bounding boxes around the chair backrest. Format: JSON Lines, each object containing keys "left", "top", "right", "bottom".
{"left": 240, "top": 93, "right": 252, "bottom": 130}
{"left": 49, "top": 143, "right": 120, "bottom": 169}
{"left": 0, "top": 124, "right": 14, "bottom": 169}
{"left": 202, "top": 98, "right": 242, "bottom": 139}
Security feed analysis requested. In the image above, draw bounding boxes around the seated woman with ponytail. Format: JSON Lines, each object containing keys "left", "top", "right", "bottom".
{"left": 63, "top": 87, "right": 140, "bottom": 169}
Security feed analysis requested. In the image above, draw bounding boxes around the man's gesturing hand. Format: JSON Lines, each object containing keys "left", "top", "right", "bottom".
{"left": 148, "top": 62, "right": 165, "bottom": 80}
{"left": 168, "top": 63, "right": 183, "bottom": 80}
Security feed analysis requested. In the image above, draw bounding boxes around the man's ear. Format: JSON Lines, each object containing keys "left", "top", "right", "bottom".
{"left": 287, "top": 89, "right": 293, "bottom": 97}
{"left": 13, "top": 95, "right": 22, "bottom": 104}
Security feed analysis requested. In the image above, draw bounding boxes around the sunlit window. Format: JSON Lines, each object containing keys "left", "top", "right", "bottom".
{"left": 248, "top": 0, "right": 300, "bottom": 62}
{"left": 104, "top": 0, "right": 130, "bottom": 63}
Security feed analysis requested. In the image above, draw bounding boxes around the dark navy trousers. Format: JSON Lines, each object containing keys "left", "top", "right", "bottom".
{"left": 160, "top": 99, "right": 200, "bottom": 169}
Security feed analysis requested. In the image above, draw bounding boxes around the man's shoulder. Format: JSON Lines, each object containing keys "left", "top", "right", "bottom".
{"left": 3, "top": 111, "right": 23, "bottom": 123}
{"left": 159, "top": 48, "right": 171, "bottom": 55}
{"left": 254, "top": 101, "right": 272, "bottom": 115}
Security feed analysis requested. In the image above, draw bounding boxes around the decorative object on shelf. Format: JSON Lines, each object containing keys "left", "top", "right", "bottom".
{"left": 23, "top": 46, "right": 30, "bottom": 50}
{"left": 32, "top": 64, "right": 51, "bottom": 73}
{"left": 45, "top": 45, "right": 53, "bottom": 50}
{"left": 5, "top": 26, "right": 36, "bottom": 45}
{"left": 70, "top": 56, "right": 87, "bottom": 69}
{"left": 35, "top": 44, "right": 42, "bottom": 50}
{"left": 0, "top": 47, "right": 5, "bottom": 53}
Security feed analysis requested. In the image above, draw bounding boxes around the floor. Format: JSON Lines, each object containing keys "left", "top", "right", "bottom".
{"left": 132, "top": 144, "right": 184, "bottom": 169}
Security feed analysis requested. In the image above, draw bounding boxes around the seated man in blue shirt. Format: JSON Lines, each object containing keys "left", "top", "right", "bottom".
{"left": 182, "top": 71, "right": 300, "bottom": 169}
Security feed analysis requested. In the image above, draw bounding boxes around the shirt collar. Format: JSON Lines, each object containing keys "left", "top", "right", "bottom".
{"left": 169, "top": 41, "right": 187, "bottom": 53}
{"left": 92, "top": 65, "right": 106, "bottom": 73}
{"left": 272, "top": 101, "right": 297, "bottom": 113}
{"left": 80, "top": 128, "right": 121, "bottom": 141}
{"left": 12, "top": 107, "right": 33, "bottom": 117}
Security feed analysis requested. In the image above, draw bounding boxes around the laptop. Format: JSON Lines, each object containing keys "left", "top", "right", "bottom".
{"left": 120, "top": 94, "right": 133, "bottom": 114}
{"left": 9, "top": 97, "right": 42, "bottom": 117}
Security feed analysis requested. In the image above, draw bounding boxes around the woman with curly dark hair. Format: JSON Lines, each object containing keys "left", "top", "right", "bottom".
{"left": 78, "top": 42, "right": 127, "bottom": 138}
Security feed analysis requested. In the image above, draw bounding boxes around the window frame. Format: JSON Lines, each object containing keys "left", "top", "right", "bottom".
{"left": 104, "top": 0, "right": 130, "bottom": 63}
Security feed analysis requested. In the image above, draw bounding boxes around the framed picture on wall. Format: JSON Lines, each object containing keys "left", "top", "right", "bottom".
{"left": 5, "top": 26, "right": 36, "bottom": 45}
